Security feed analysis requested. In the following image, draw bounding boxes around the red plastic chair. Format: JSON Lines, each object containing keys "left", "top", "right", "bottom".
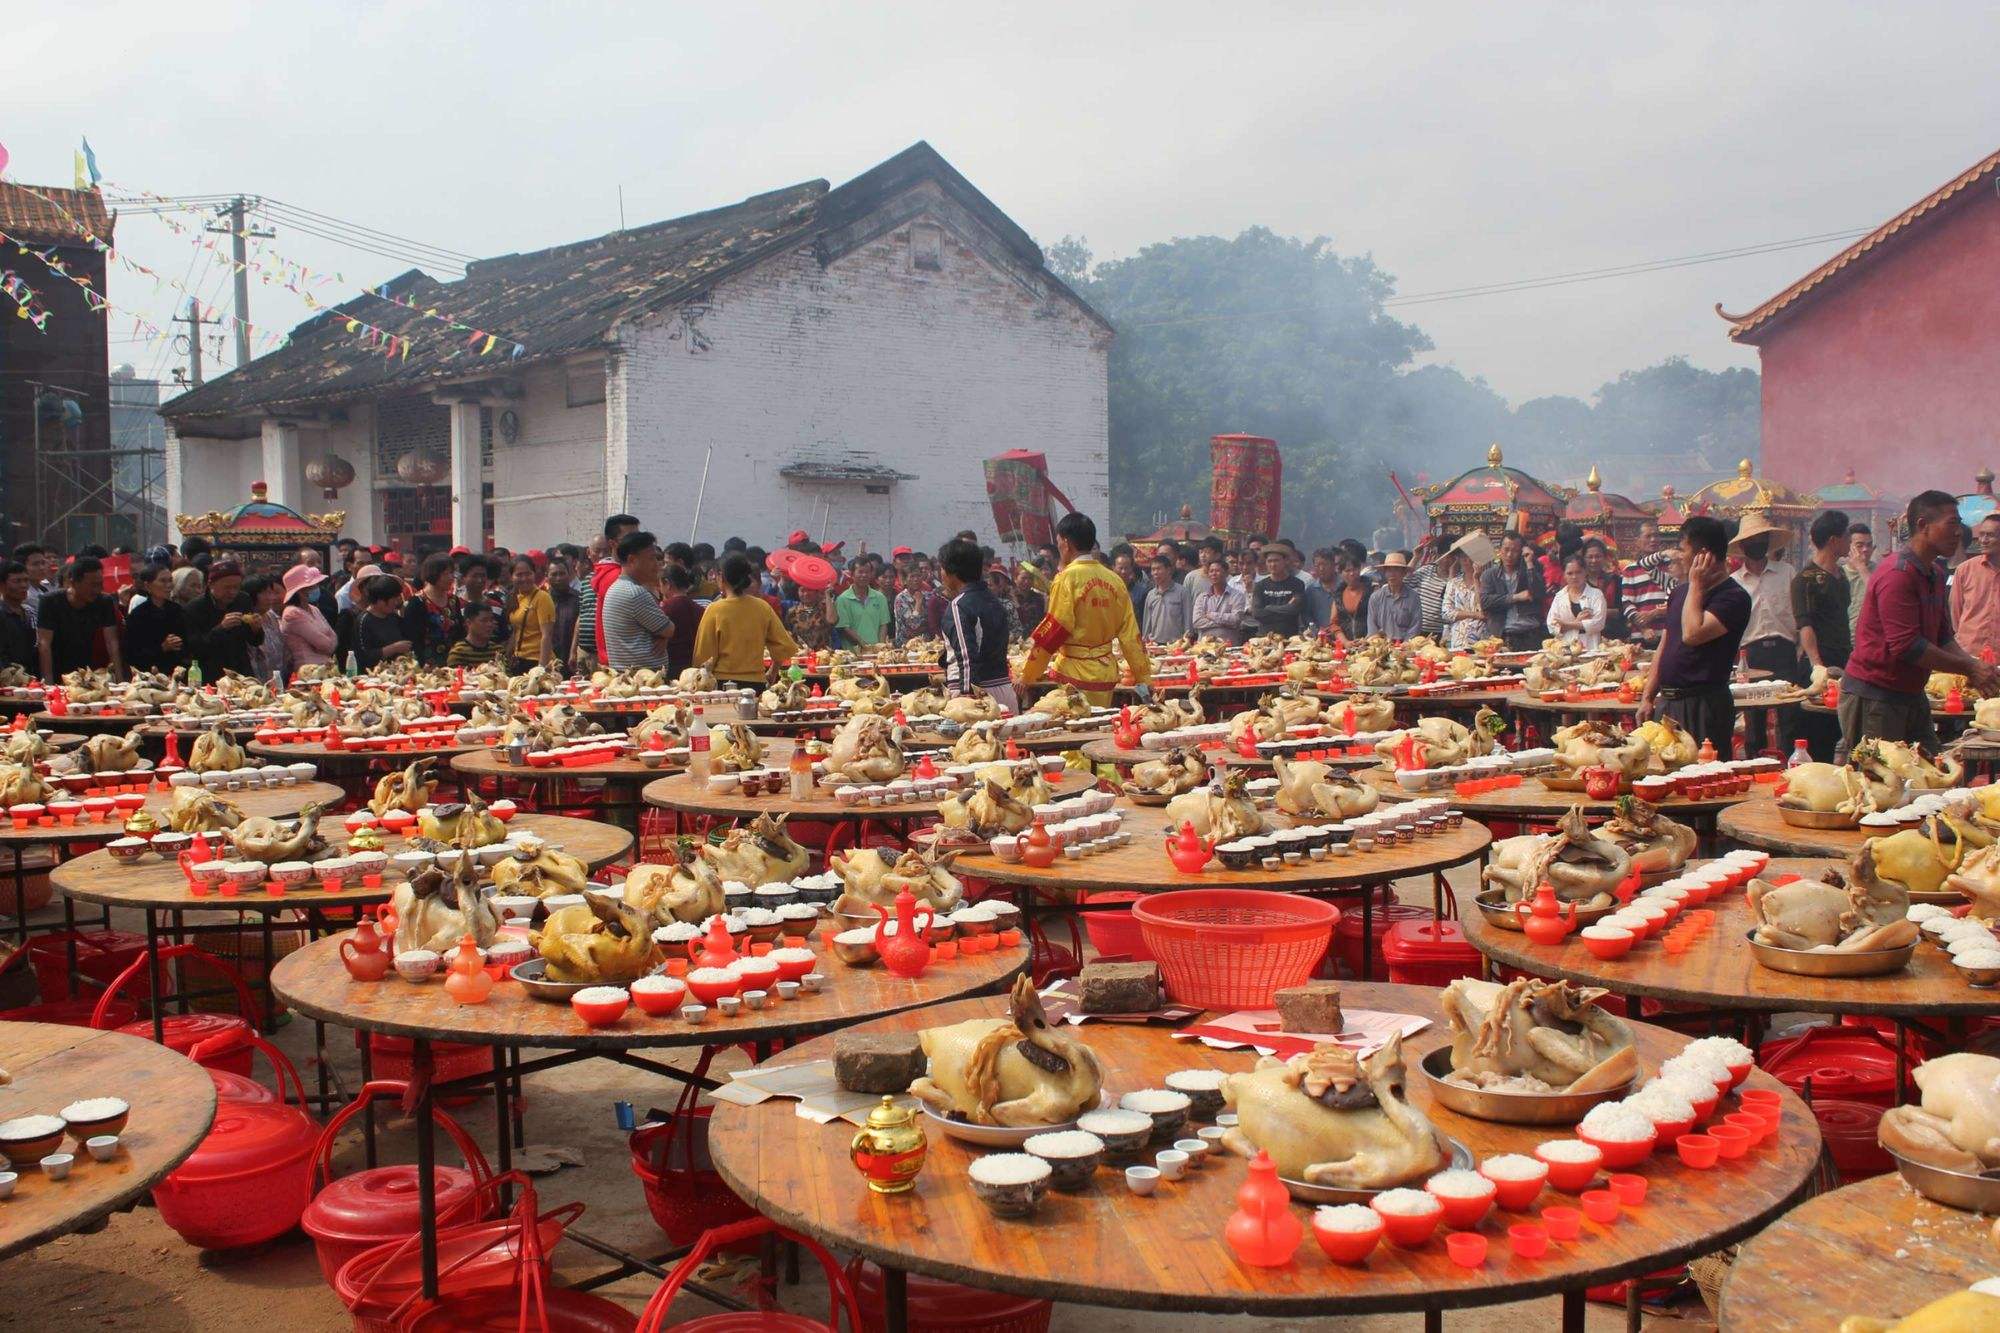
{"left": 636, "top": 1217, "right": 863, "bottom": 1332}
{"left": 303, "top": 1079, "right": 496, "bottom": 1289}
{"left": 90, "top": 942, "right": 259, "bottom": 1070}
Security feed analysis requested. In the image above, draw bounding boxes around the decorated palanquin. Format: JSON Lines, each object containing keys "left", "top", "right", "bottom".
{"left": 174, "top": 482, "right": 342, "bottom": 578}
{"left": 1418, "top": 444, "right": 1565, "bottom": 544}
{"left": 1210, "top": 433, "right": 1282, "bottom": 539}
{"left": 983, "top": 450, "right": 1077, "bottom": 551}
{"left": 1815, "top": 468, "right": 1900, "bottom": 537}
{"left": 1642, "top": 484, "right": 1688, "bottom": 542}
{"left": 1563, "top": 466, "right": 1650, "bottom": 553}
{"left": 1685, "top": 459, "right": 1817, "bottom": 552}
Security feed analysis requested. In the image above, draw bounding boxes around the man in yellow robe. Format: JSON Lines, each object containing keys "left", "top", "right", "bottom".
{"left": 1018, "top": 513, "right": 1153, "bottom": 707}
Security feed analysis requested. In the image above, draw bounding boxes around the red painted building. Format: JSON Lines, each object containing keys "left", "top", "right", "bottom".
{"left": 1720, "top": 146, "right": 2000, "bottom": 497}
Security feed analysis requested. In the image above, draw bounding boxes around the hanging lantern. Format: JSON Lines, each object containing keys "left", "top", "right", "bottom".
{"left": 396, "top": 452, "right": 449, "bottom": 486}
{"left": 303, "top": 453, "right": 356, "bottom": 500}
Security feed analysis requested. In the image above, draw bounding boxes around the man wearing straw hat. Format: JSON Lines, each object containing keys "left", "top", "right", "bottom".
{"left": 1730, "top": 512, "right": 1802, "bottom": 757}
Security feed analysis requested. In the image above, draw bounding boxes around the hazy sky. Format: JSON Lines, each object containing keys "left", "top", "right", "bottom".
{"left": 12, "top": 1, "right": 2000, "bottom": 402}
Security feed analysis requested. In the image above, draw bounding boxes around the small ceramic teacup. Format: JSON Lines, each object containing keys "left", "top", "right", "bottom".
{"left": 40, "top": 1153, "right": 73, "bottom": 1180}
{"left": 1124, "top": 1165, "right": 1160, "bottom": 1196}
{"left": 1155, "top": 1148, "right": 1188, "bottom": 1181}
{"left": 85, "top": 1135, "right": 120, "bottom": 1162}
{"left": 393, "top": 949, "right": 441, "bottom": 983}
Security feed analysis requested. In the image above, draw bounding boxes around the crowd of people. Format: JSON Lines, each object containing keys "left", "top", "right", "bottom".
{"left": 5, "top": 485, "right": 1996, "bottom": 766}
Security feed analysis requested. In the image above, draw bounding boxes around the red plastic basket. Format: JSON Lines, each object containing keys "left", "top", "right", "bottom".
{"left": 629, "top": 1111, "right": 755, "bottom": 1246}
{"left": 1079, "top": 892, "right": 1153, "bottom": 961}
{"left": 845, "top": 1258, "right": 1052, "bottom": 1333}
{"left": 1132, "top": 890, "right": 1338, "bottom": 1010}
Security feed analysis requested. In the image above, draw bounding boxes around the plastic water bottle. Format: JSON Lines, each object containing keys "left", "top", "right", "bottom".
{"left": 687, "top": 707, "right": 711, "bottom": 783}
{"left": 1786, "top": 739, "right": 1812, "bottom": 770}
{"left": 187, "top": 660, "right": 204, "bottom": 688}
{"left": 344, "top": 651, "right": 360, "bottom": 678}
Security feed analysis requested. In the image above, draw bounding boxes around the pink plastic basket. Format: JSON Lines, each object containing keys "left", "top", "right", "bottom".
{"left": 1132, "top": 889, "right": 1338, "bottom": 1009}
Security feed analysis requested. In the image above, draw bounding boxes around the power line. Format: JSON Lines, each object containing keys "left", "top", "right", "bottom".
{"left": 256, "top": 197, "right": 478, "bottom": 263}
{"left": 251, "top": 210, "right": 467, "bottom": 274}
{"left": 1122, "top": 224, "right": 1873, "bottom": 329}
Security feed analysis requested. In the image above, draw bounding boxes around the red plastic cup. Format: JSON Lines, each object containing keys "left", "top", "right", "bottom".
{"left": 1541, "top": 1206, "right": 1581, "bottom": 1241}
{"left": 1724, "top": 1111, "right": 1767, "bottom": 1145}
{"left": 1581, "top": 1190, "right": 1619, "bottom": 1224}
{"left": 1507, "top": 1222, "right": 1548, "bottom": 1258}
{"left": 1444, "top": 1232, "right": 1487, "bottom": 1268}
{"left": 1536, "top": 1142, "right": 1604, "bottom": 1192}
{"left": 1675, "top": 1134, "right": 1720, "bottom": 1169}
{"left": 998, "top": 928, "right": 1022, "bottom": 946}
{"left": 1479, "top": 1160, "right": 1548, "bottom": 1210}
{"left": 1739, "top": 1088, "right": 1781, "bottom": 1111}
{"left": 1311, "top": 1214, "right": 1384, "bottom": 1265}
{"left": 1710, "top": 1124, "right": 1752, "bottom": 1159}
{"left": 1607, "top": 1174, "right": 1647, "bottom": 1206}
{"left": 935, "top": 940, "right": 959, "bottom": 962}
{"left": 1748, "top": 1104, "right": 1781, "bottom": 1138}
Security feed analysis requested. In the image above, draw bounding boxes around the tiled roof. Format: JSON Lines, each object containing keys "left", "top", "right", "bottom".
{"left": 1719, "top": 147, "right": 2000, "bottom": 343}
{"left": 0, "top": 182, "right": 113, "bottom": 246}
{"left": 163, "top": 142, "right": 1101, "bottom": 420}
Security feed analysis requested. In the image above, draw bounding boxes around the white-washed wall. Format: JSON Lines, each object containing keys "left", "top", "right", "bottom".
{"left": 487, "top": 362, "right": 609, "bottom": 551}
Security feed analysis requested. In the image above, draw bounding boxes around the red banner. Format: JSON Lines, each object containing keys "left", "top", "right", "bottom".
{"left": 983, "top": 450, "right": 1077, "bottom": 547}
{"left": 1210, "top": 434, "right": 1281, "bottom": 538}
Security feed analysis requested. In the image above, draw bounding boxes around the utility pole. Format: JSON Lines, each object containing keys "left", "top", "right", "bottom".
{"left": 172, "top": 299, "right": 218, "bottom": 387}
{"left": 206, "top": 196, "right": 274, "bottom": 368}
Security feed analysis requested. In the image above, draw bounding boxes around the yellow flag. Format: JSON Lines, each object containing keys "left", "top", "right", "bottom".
{"left": 481, "top": 335, "right": 495, "bottom": 354}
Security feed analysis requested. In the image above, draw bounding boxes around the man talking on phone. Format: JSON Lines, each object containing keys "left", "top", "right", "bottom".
{"left": 1634, "top": 516, "right": 1752, "bottom": 754}
{"left": 183, "top": 559, "right": 265, "bottom": 679}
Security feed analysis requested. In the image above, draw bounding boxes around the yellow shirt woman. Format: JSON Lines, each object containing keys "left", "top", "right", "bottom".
{"left": 694, "top": 593, "right": 799, "bottom": 684}
{"left": 507, "top": 588, "right": 555, "bottom": 665}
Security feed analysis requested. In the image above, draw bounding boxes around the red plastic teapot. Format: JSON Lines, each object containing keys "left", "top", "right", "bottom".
{"left": 1515, "top": 882, "right": 1577, "bottom": 945}
{"left": 1164, "top": 820, "right": 1215, "bottom": 874}
{"left": 1111, "top": 707, "right": 1142, "bottom": 751}
{"left": 873, "top": 888, "right": 935, "bottom": 978}
{"left": 339, "top": 917, "right": 390, "bottom": 981}
{"left": 687, "top": 916, "right": 741, "bottom": 971}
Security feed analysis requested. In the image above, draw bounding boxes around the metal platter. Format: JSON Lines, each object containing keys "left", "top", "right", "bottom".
{"left": 1890, "top": 1148, "right": 2000, "bottom": 1213}
{"left": 509, "top": 956, "right": 601, "bottom": 1002}
{"left": 919, "top": 1091, "right": 1104, "bottom": 1148}
{"left": 1417, "top": 1047, "right": 1635, "bottom": 1127}
{"left": 1776, "top": 806, "right": 1861, "bottom": 830}
{"left": 1473, "top": 889, "right": 1620, "bottom": 933}
{"left": 1744, "top": 930, "right": 1917, "bottom": 978}
{"left": 1280, "top": 1135, "right": 1475, "bottom": 1206}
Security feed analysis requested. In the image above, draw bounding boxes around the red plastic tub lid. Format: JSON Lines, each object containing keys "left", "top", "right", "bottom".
{"left": 208, "top": 1068, "right": 279, "bottom": 1105}
{"left": 303, "top": 1165, "right": 482, "bottom": 1237}
{"left": 176, "top": 1104, "right": 319, "bottom": 1179}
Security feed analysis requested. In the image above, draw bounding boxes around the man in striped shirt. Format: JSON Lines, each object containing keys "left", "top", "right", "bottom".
{"left": 1620, "top": 524, "right": 1678, "bottom": 648}
{"left": 937, "top": 539, "right": 1017, "bottom": 712}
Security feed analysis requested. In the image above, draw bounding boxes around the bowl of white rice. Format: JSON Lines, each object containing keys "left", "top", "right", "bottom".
{"left": 967, "top": 1153, "right": 1052, "bottom": 1217}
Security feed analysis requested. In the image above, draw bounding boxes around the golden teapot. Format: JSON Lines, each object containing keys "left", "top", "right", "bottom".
{"left": 849, "top": 1096, "right": 926, "bottom": 1195}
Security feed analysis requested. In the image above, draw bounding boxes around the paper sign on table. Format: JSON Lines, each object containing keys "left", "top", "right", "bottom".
{"left": 1175, "top": 1008, "right": 1429, "bottom": 1059}
{"left": 715, "top": 1059, "right": 916, "bottom": 1125}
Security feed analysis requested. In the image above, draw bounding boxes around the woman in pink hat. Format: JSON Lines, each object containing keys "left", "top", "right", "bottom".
{"left": 279, "top": 562, "right": 336, "bottom": 671}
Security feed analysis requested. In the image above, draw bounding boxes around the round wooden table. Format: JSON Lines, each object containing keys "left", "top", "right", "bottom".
{"left": 1364, "top": 770, "right": 1754, "bottom": 852}
{"left": 1506, "top": 690, "right": 1796, "bottom": 735}
{"left": 50, "top": 812, "right": 631, "bottom": 1058}
{"left": 451, "top": 749, "right": 682, "bottom": 832}
{"left": 272, "top": 928, "right": 1028, "bottom": 1300}
{"left": 1720, "top": 1171, "right": 1993, "bottom": 1329}
{"left": 0, "top": 1021, "right": 216, "bottom": 1261}
{"left": 247, "top": 738, "right": 483, "bottom": 803}
{"left": 1802, "top": 696, "right": 1972, "bottom": 739}
{"left": 920, "top": 724, "right": 1115, "bottom": 757}
{"left": 642, "top": 751, "right": 1092, "bottom": 830}
{"left": 1080, "top": 737, "right": 1378, "bottom": 775}
{"left": 966, "top": 805, "right": 1489, "bottom": 979}
{"left": 29, "top": 710, "right": 155, "bottom": 736}
{"left": 1715, "top": 797, "right": 1868, "bottom": 858}
{"left": 708, "top": 983, "right": 1820, "bottom": 1329}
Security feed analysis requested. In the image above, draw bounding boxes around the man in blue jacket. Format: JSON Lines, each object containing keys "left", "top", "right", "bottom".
{"left": 937, "top": 538, "right": 1017, "bottom": 713}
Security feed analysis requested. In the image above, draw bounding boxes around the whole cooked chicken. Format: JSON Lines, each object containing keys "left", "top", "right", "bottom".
{"left": 1164, "top": 769, "right": 1268, "bottom": 842}
{"left": 391, "top": 855, "right": 503, "bottom": 955}
{"left": 1227, "top": 687, "right": 1322, "bottom": 742}
{"left": 759, "top": 679, "right": 811, "bottom": 717}
{"left": 1033, "top": 685, "right": 1093, "bottom": 723}
{"left": 0, "top": 763, "right": 50, "bottom": 807}
{"left": 830, "top": 845, "right": 964, "bottom": 917}
{"left": 185, "top": 724, "right": 247, "bottom": 774}
{"left": 1220, "top": 1036, "right": 1446, "bottom": 1189}
{"left": 57, "top": 732, "right": 143, "bottom": 776}
{"left": 1441, "top": 978, "right": 1636, "bottom": 1093}
{"left": 165, "top": 787, "right": 243, "bottom": 833}
{"left": 1779, "top": 762, "right": 1875, "bottom": 816}
{"left": 227, "top": 803, "right": 329, "bottom": 863}
{"left": 937, "top": 765, "right": 1047, "bottom": 837}
{"left": 1323, "top": 695, "right": 1396, "bottom": 733}
{"left": 709, "top": 723, "right": 765, "bottom": 773}
{"left": 949, "top": 726, "right": 1002, "bottom": 765}
{"left": 368, "top": 758, "right": 437, "bottom": 816}
{"left": 897, "top": 687, "right": 949, "bottom": 717}
{"left": 703, "top": 813, "right": 809, "bottom": 885}
{"left": 1131, "top": 686, "right": 1203, "bottom": 735}
{"left": 909, "top": 977, "right": 1103, "bottom": 1126}
{"left": 417, "top": 794, "right": 507, "bottom": 848}
{"left": 1124, "top": 747, "right": 1208, "bottom": 798}
{"left": 1482, "top": 805, "right": 1632, "bottom": 908}
{"left": 1747, "top": 844, "right": 1916, "bottom": 952}
{"left": 1628, "top": 717, "right": 1698, "bottom": 772}
{"left": 939, "top": 694, "right": 1002, "bottom": 725}
{"left": 1945, "top": 841, "right": 2000, "bottom": 922}
{"left": 1877, "top": 1053, "right": 2000, "bottom": 1173}
{"left": 821, "top": 714, "right": 908, "bottom": 783}
{"left": 0, "top": 724, "right": 49, "bottom": 765}
{"left": 1600, "top": 797, "right": 1696, "bottom": 876}
{"left": 1375, "top": 710, "right": 1502, "bottom": 769}
{"left": 830, "top": 672, "right": 889, "bottom": 710}
{"left": 1549, "top": 719, "right": 1653, "bottom": 780}
{"left": 626, "top": 843, "right": 728, "bottom": 923}
{"left": 675, "top": 666, "right": 717, "bottom": 693}
{"left": 1866, "top": 796, "right": 2000, "bottom": 896}
{"left": 487, "top": 844, "right": 589, "bottom": 897}
{"left": 532, "top": 891, "right": 656, "bottom": 984}
{"left": 1271, "top": 756, "right": 1380, "bottom": 820}
{"left": 1862, "top": 739, "right": 1963, "bottom": 791}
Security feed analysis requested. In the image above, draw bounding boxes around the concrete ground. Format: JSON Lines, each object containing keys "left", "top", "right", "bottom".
{"left": 2, "top": 861, "right": 1719, "bottom": 1331}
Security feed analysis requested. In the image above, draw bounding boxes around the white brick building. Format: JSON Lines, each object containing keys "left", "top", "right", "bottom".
{"left": 161, "top": 144, "right": 1111, "bottom": 555}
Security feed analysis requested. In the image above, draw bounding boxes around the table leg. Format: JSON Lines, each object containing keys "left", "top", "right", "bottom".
{"left": 360, "top": 1038, "right": 377, "bottom": 1167}
{"left": 1626, "top": 1280, "right": 1643, "bottom": 1332}
{"left": 61, "top": 887, "right": 77, "bottom": 992}
{"left": 1562, "top": 1288, "right": 1584, "bottom": 1333}
{"left": 415, "top": 1037, "right": 439, "bottom": 1301}
{"left": 1895, "top": 1020, "right": 1910, "bottom": 1105}
{"left": 883, "top": 1267, "right": 908, "bottom": 1333}
{"left": 492, "top": 1043, "right": 514, "bottom": 1211}
{"left": 145, "top": 909, "right": 165, "bottom": 1042}
{"left": 1359, "top": 888, "right": 1373, "bottom": 981}
{"left": 259, "top": 909, "right": 277, "bottom": 1034}
{"left": 1422, "top": 1311, "right": 1442, "bottom": 1333}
